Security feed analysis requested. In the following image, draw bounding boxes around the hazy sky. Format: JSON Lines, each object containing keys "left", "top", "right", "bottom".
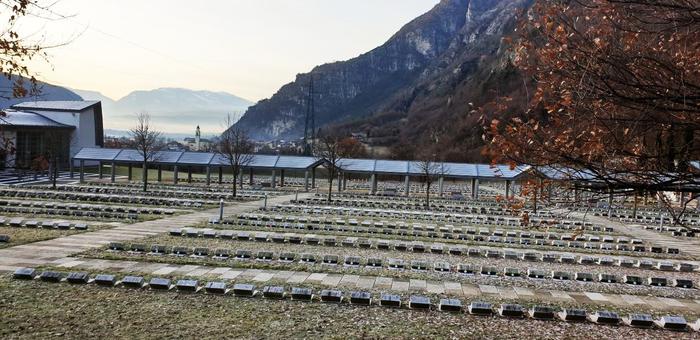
{"left": 22, "top": 0, "right": 440, "bottom": 102}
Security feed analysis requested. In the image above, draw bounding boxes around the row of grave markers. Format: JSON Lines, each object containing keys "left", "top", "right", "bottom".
{"left": 105, "top": 242, "right": 696, "bottom": 289}
{"left": 11, "top": 268, "right": 697, "bottom": 332}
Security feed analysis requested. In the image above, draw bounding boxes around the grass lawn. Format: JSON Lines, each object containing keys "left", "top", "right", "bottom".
{"left": 1, "top": 275, "right": 691, "bottom": 339}
{"left": 0, "top": 226, "right": 108, "bottom": 249}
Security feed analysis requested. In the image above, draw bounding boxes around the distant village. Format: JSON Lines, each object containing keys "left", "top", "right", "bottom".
{"left": 102, "top": 125, "right": 371, "bottom": 156}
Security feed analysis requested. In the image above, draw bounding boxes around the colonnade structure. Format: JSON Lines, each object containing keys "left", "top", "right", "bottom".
{"left": 71, "top": 147, "right": 529, "bottom": 197}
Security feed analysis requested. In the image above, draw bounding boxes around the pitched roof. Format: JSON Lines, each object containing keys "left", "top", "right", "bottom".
{"left": 11, "top": 100, "right": 100, "bottom": 112}
{"left": 0, "top": 109, "right": 74, "bottom": 128}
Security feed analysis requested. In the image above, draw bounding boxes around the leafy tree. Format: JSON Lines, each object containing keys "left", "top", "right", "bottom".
{"left": 483, "top": 0, "right": 700, "bottom": 227}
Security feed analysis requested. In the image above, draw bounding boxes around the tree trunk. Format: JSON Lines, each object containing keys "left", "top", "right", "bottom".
{"left": 232, "top": 166, "right": 238, "bottom": 198}
{"left": 425, "top": 181, "right": 431, "bottom": 208}
{"left": 52, "top": 155, "right": 58, "bottom": 189}
{"left": 327, "top": 172, "right": 333, "bottom": 203}
{"left": 142, "top": 160, "right": 148, "bottom": 192}
{"left": 533, "top": 188, "right": 538, "bottom": 214}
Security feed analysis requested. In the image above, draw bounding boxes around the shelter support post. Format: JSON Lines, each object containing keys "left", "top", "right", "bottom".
{"left": 127, "top": 164, "right": 132, "bottom": 181}
{"left": 218, "top": 167, "right": 223, "bottom": 184}
{"left": 157, "top": 166, "right": 162, "bottom": 182}
{"left": 280, "top": 170, "right": 285, "bottom": 187}
{"left": 370, "top": 174, "right": 377, "bottom": 195}
{"left": 69, "top": 159, "right": 74, "bottom": 179}
{"left": 187, "top": 166, "right": 192, "bottom": 183}
{"left": 79, "top": 160, "right": 85, "bottom": 184}
{"left": 505, "top": 180, "right": 511, "bottom": 199}
{"left": 249, "top": 168, "right": 254, "bottom": 185}
{"left": 404, "top": 176, "right": 410, "bottom": 197}
{"left": 110, "top": 162, "right": 116, "bottom": 183}
{"left": 342, "top": 173, "right": 347, "bottom": 190}
{"left": 271, "top": 170, "right": 276, "bottom": 188}
{"left": 206, "top": 166, "right": 211, "bottom": 186}
{"left": 98, "top": 162, "right": 103, "bottom": 179}
{"left": 238, "top": 168, "right": 243, "bottom": 188}
{"left": 438, "top": 176, "right": 444, "bottom": 196}
{"left": 173, "top": 166, "right": 179, "bottom": 184}
{"left": 337, "top": 172, "right": 342, "bottom": 191}
{"left": 311, "top": 168, "right": 316, "bottom": 188}
{"left": 304, "top": 170, "right": 309, "bottom": 192}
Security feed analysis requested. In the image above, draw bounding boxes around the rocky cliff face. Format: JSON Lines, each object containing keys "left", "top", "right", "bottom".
{"left": 234, "top": 0, "right": 531, "bottom": 156}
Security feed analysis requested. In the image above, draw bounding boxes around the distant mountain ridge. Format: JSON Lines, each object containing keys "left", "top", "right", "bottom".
{"left": 74, "top": 87, "right": 254, "bottom": 134}
{"left": 0, "top": 76, "right": 82, "bottom": 109}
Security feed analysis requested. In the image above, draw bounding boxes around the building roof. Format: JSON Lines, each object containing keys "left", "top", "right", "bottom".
{"left": 0, "top": 109, "right": 74, "bottom": 129}
{"left": 72, "top": 147, "right": 529, "bottom": 180}
{"left": 11, "top": 100, "right": 100, "bottom": 112}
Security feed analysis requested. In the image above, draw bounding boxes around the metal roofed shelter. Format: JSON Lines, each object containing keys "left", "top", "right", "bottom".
{"left": 336, "top": 158, "right": 529, "bottom": 198}
{"left": 72, "top": 148, "right": 326, "bottom": 190}
{"left": 73, "top": 147, "right": 528, "bottom": 193}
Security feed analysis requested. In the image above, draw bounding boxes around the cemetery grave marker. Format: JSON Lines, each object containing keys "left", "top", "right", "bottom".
{"left": 13, "top": 267, "right": 36, "bottom": 280}
{"left": 94, "top": 274, "right": 116, "bottom": 287}
{"left": 233, "top": 283, "right": 256, "bottom": 297}
{"left": 66, "top": 272, "right": 89, "bottom": 284}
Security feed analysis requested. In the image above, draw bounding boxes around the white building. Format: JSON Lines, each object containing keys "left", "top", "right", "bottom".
{"left": 0, "top": 101, "right": 103, "bottom": 168}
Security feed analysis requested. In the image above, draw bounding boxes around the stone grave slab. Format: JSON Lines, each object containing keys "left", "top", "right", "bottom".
{"left": 13, "top": 267, "right": 36, "bottom": 280}
{"left": 66, "top": 272, "right": 89, "bottom": 284}
{"left": 39, "top": 271, "right": 63, "bottom": 283}
{"left": 379, "top": 293, "right": 401, "bottom": 308}
{"left": 656, "top": 315, "right": 688, "bottom": 331}
{"left": 204, "top": 281, "right": 227, "bottom": 294}
{"left": 291, "top": 287, "right": 313, "bottom": 301}
{"left": 559, "top": 309, "right": 587, "bottom": 322}
{"left": 592, "top": 310, "right": 620, "bottom": 324}
{"left": 529, "top": 306, "right": 556, "bottom": 320}
{"left": 149, "top": 278, "right": 172, "bottom": 290}
{"left": 94, "top": 274, "right": 116, "bottom": 286}
{"left": 439, "top": 298, "right": 462, "bottom": 312}
{"left": 121, "top": 275, "right": 145, "bottom": 288}
{"left": 176, "top": 279, "right": 199, "bottom": 292}
{"left": 624, "top": 314, "right": 653, "bottom": 328}
{"left": 262, "top": 286, "right": 285, "bottom": 299}
{"left": 499, "top": 304, "right": 525, "bottom": 318}
{"left": 349, "top": 291, "right": 371, "bottom": 305}
{"left": 469, "top": 301, "right": 493, "bottom": 315}
{"left": 233, "top": 283, "right": 256, "bottom": 297}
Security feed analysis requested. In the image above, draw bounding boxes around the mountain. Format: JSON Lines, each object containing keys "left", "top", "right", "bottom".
{"left": 116, "top": 88, "right": 251, "bottom": 113}
{"left": 0, "top": 76, "right": 82, "bottom": 109}
{"left": 233, "top": 0, "right": 531, "bottom": 161}
{"left": 76, "top": 87, "right": 254, "bottom": 134}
